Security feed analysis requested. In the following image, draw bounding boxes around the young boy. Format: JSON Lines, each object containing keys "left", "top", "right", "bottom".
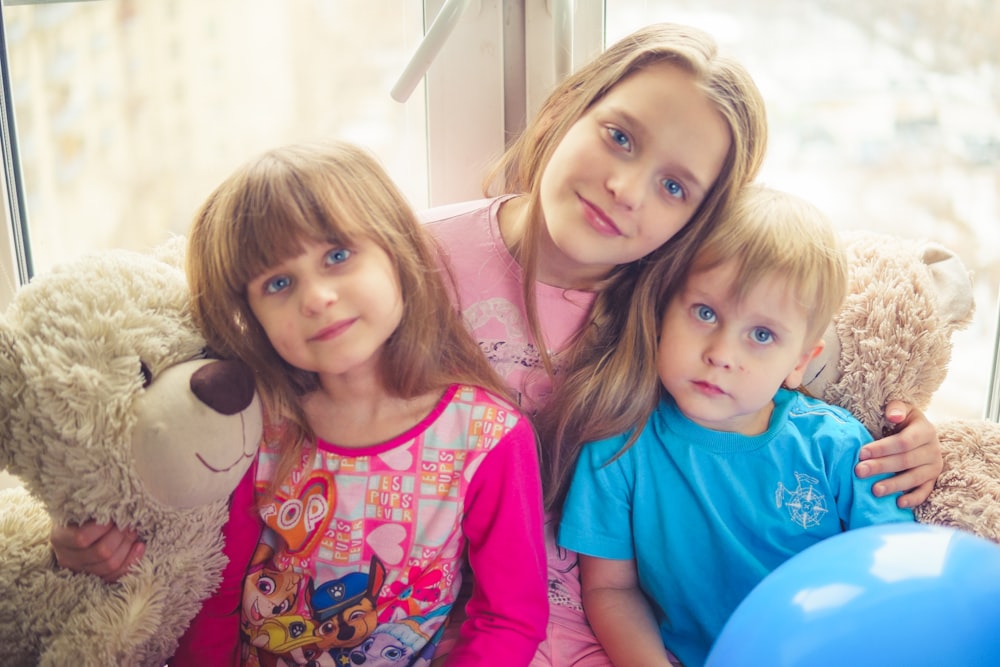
{"left": 557, "top": 185, "right": 916, "bottom": 667}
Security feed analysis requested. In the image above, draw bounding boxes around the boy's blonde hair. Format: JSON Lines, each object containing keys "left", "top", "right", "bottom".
{"left": 688, "top": 184, "right": 848, "bottom": 348}
{"left": 512, "top": 24, "right": 769, "bottom": 512}
{"left": 187, "top": 141, "right": 512, "bottom": 487}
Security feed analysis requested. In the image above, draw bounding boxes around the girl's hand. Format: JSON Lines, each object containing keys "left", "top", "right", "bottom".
{"left": 50, "top": 520, "right": 145, "bottom": 582}
{"left": 855, "top": 400, "right": 943, "bottom": 508}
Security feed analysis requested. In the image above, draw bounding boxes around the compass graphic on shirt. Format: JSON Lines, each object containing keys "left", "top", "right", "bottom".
{"left": 775, "top": 472, "right": 828, "bottom": 529}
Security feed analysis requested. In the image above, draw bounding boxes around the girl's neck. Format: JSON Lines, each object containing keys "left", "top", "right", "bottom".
{"left": 497, "top": 195, "right": 610, "bottom": 291}
{"left": 303, "top": 375, "right": 442, "bottom": 448}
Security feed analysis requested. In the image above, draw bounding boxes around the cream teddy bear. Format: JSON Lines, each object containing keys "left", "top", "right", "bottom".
{"left": 0, "top": 244, "right": 263, "bottom": 666}
{"left": 802, "top": 231, "right": 1000, "bottom": 543}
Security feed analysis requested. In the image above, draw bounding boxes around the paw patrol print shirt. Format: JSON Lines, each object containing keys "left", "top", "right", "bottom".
{"left": 242, "top": 384, "right": 547, "bottom": 667}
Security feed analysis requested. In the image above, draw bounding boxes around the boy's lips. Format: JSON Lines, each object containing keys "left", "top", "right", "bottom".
{"left": 692, "top": 380, "right": 725, "bottom": 396}
{"left": 579, "top": 195, "right": 624, "bottom": 236}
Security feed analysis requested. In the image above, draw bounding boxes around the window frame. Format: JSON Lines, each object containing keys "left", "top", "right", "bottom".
{"left": 3, "top": 0, "right": 999, "bottom": 421}
{"left": 0, "top": 6, "right": 31, "bottom": 311}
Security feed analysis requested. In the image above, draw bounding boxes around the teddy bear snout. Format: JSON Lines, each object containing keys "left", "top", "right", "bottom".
{"left": 189, "top": 358, "right": 256, "bottom": 416}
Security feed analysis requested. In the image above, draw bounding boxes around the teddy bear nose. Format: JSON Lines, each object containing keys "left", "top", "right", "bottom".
{"left": 190, "top": 359, "right": 257, "bottom": 415}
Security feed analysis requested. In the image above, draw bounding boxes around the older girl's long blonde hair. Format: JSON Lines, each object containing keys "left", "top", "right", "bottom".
{"left": 187, "top": 140, "right": 513, "bottom": 488}
{"left": 485, "top": 23, "right": 770, "bottom": 513}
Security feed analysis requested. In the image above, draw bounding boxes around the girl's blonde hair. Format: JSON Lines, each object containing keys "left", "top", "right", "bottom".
{"left": 688, "top": 184, "right": 848, "bottom": 347}
{"left": 501, "top": 24, "right": 769, "bottom": 513}
{"left": 187, "top": 140, "right": 512, "bottom": 488}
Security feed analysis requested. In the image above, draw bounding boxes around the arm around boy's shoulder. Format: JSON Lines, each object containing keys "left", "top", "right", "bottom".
{"left": 789, "top": 391, "right": 917, "bottom": 527}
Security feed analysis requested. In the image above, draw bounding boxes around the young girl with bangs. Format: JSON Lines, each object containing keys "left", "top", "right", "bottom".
{"left": 52, "top": 22, "right": 943, "bottom": 667}
{"left": 187, "top": 140, "right": 546, "bottom": 665}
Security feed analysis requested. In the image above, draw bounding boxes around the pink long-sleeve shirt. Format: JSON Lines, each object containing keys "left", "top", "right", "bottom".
{"left": 173, "top": 384, "right": 547, "bottom": 666}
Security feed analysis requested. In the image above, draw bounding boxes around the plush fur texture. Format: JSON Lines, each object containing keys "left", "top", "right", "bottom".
{"left": 802, "top": 231, "right": 1000, "bottom": 543}
{"left": 0, "top": 244, "right": 263, "bottom": 667}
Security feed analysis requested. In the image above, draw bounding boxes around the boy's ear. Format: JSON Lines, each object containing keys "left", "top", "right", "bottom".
{"left": 785, "top": 339, "right": 826, "bottom": 390}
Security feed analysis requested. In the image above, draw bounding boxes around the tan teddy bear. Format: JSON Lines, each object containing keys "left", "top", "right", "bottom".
{"left": 0, "top": 244, "right": 263, "bottom": 666}
{"left": 802, "top": 231, "right": 1000, "bottom": 543}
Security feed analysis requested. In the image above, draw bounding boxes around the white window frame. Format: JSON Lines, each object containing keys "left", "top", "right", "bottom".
{"left": 421, "top": 0, "right": 603, "bottom": 205}
{"left": 0, "top": 4, "right": 30, "bottom": 311}
{"left": 4, "top": 1, "right": 999, "bottom": 420}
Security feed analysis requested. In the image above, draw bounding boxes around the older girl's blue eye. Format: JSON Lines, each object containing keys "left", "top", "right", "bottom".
{"left": 325, "top": 248, "right": 351, "bottom": 265}
{"left": 608, "top": 128, "right": 631, "bottom": 150}
{"left": 694, "top": 305, "right": 716, "bottom": 323}
{"left": 663, "top": 178, "right": 684, "bottom": 200}
{"left": 751, "top": 327, "right": 774, "bottom": 344}
{"left": 264, "top": 275, "right": 291, "bottom": 295}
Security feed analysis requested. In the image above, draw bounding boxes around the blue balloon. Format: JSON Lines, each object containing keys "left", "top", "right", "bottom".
{"left": 705, "top": 523, "right": 1000, "bottom": 667}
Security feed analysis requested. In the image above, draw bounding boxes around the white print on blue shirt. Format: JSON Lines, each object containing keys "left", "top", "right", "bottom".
{"left": 775, "top": 472, "right": 830, "bottom": 529}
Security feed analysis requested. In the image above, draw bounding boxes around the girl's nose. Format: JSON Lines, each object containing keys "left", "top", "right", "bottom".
{"left": 606, "top": 163, "right": 648, "bottom": 211}
{"left": 300, "top": 279, "right": 337, "bottom": 315}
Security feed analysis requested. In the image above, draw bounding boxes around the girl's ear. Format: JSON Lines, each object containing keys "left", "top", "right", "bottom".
{"left": 785, "top": 339, "right": 825, "bottom": 390}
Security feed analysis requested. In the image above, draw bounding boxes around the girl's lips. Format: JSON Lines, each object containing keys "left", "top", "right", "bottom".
{"left": 310, "top": 318, "right": 355, "bottom": 342}
{"left": 579, "top": 196, "right": 623, "bottom": 237}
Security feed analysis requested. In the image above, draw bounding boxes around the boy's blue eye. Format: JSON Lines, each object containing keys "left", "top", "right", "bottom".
{"left": 751, "top": 327, "right": 774, "bottom": 344}
{"left": 264, "top": 275, "right": 291, "bottom": 295}
{"left": 694, "top": 305, "right": 716, "bottom": 323}
{"left": 608, "top": 127, "right": 631, "bottom": 150}
{"left": 662, "top": 178, "right": 685, "bottom": 200}
{"left": 325, "top": 248, "right": 352, "bottom": 265}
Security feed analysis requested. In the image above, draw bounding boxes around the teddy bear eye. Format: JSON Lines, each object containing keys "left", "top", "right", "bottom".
{"left": 139, "top": 362, "right": 153, "bottom": 388}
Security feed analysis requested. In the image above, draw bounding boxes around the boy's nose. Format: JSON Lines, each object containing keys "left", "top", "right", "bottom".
{"left": 704, "top": 338, "right": 734, "bottom": 369}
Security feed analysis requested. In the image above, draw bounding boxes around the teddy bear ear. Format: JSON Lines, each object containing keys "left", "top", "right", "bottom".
{"left": 922, "top": 241, "right": 975, "bottom": 331}
{"left": 151, "top": 235, "right": 187, "bottom": 271}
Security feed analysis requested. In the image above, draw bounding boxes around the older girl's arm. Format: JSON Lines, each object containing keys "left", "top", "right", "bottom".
{"left": 855, "top": 401, "right": 942, "bottom": 508}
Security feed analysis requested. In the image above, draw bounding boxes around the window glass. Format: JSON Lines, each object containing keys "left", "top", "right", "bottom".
{"left": 3, "top": 0, "right": 427, "bottom": 275}
{"left": 609, "top": 0, "right": 1000, "bottom": 421}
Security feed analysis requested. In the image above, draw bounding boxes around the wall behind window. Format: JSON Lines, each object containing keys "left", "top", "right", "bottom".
{"left": 609, "top": 0, "right": 1000, "bottom": 421}
{"left": 4, "top": 0, "right": 427, "bottom": 275}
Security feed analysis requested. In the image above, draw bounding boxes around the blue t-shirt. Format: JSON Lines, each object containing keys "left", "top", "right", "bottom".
{"left": 558, "top": 388, "right": 915, "bottom": 667}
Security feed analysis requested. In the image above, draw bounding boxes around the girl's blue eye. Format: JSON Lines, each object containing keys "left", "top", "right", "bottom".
{"left": 694, "top": 305, "right": 716, "bottom": 323}
{"left": 662, "top": 178, "right": 685, "bottom": 200}
{"left": 751, "top": 327, "right": 774, "bottom": 344}
{"left": 264, "top": 275, "right": 291, "bottom": 295}
{"left": 325, "top": 248, "right": 351, "bottom": 265}
{"left": 608, "top": 127, "right": 631, "bottom": 150}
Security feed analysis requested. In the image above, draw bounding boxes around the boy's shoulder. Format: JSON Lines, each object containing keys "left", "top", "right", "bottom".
{"left": 783, "top": 387, "right": 854, "bottom": 417}
{"left": 780, "top": 388, "right": 870, "bottom": 438}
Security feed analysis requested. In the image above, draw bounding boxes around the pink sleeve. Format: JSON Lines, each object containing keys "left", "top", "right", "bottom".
{"left": 446, "top": 417, "right": 548, "bottom": 666}
{"left": 168, "top": 464, "right": 262, "bottom": 666}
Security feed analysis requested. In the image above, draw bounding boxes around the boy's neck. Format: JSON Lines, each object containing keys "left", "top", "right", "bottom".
{"left": 677, "top": 396, "right": 776, "bottom": 437}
